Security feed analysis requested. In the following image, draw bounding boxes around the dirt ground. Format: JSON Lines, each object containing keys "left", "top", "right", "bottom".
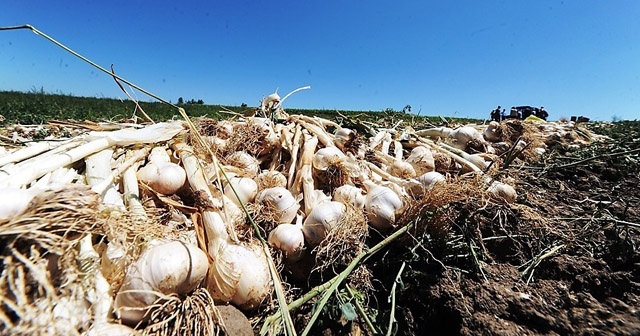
{"left": 388, "top": 122, "right": 640, "bottom": 335}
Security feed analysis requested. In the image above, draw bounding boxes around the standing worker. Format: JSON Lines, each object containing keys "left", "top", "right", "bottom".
{"left": 490, "top": 105, "right": 501, "bottom": 122}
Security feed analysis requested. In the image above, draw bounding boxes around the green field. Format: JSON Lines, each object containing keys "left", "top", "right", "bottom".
{"left": 0, "top": 90, "right": 479, "bottom": 126}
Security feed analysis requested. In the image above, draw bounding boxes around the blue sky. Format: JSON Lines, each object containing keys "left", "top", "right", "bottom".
{"left": 1, "top": 1, "right": 639, "bottom": 121}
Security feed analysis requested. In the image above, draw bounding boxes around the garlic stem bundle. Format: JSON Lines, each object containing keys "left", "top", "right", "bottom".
{"left": 137, "top": 146, "right": 187, "bottom": 195}
{"left": 0, "top": 121, "right": 183, "bottom": 188}
{"left": 114, "top": 240, "right": 209, "bottom": 325}
{"left": 85, "top": 149, "right": 125, "bottom": 210}
{"left": 174, "top": 142, "right": 271, "bottom": 310}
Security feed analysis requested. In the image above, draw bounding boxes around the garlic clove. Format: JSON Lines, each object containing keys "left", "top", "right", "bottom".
{"left": 417, "top": 171, "right": 446, "bottom": 190}
{"left": 487, "top": 181, "right": 517, "bottom": 204}
{"left": 302, "top": 201, "right": 346, "bottom": 246}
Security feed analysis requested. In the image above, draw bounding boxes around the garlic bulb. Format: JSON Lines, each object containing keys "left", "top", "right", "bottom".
{"left": 137, "top": 147, "right": 186, "bottom": 195}
{"left": 364, "top": 181, "right": 403, "bottom": 230}
{"left": 268, "top": 216, "right": 305, "bottom": 261}
{"left": 483, "top": 121, "right": 502, "bottom": 142}
{"left": 224, "top": 176, "right": 258, "bottom": 208}
{"left": 312, "top": 146, "right": 346, "bottom": 171}
{"left": 417, "top": 171, "right": 446, "bottom": 190}
{"left": 334, "top": 128, "right": 355, "bottom": 150}
{"left": 451, "top": 126, "right": 484, "bottom": 150}
{"left": 256, "top": 187, "right": 300, "bottom": 224}
{"left": 406, "top": 146, "right": 435, "bottom": 175}
{"left": 301, "top": 201, "right": 346, "bottom": 246}
{"left": 225, "top": 151, "right": 260, "bottom": 178}
{"left": 333, "top": 184, "right": 365, "bottom": 209}
{"left": 0, "top": 187, "right": 38, "bottom": 220}
{"left": 255, "top": 170, "right": 287, "bottom": 191}
{"left": 487, "top": 181, "right": 517, "bottom": 204}
{"left": 388, "top": 160, "right": 417, "bottom": 179}
{"left": 114, "top": 240, "right": 209, "bottom": 325}
{"left": 206, "top": 240, "right": 271, "bottom": 310}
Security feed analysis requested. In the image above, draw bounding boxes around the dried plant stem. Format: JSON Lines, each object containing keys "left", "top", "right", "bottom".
{"left": 386, "top": 261, "right": 406, "bottom": 336}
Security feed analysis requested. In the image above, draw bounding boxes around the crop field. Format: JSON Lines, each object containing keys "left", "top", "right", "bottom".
{"left": 0, "top": 87, "right": 639, "bottom": 336}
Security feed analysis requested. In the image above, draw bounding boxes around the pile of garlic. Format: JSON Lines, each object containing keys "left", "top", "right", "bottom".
{"left": 4, "top": 113, "right": 586, "bottom": 334}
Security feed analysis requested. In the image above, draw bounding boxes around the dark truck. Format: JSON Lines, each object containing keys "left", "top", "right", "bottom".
{"left": 502, "top": 105, "right": 548, "bottom": 121}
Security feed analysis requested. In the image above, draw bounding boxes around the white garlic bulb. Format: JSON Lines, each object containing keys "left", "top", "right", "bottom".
{"left": 388, "top": 160, "right": 417, "bottom": 179}
{"left": 451, "top": 126, "right": 484, "bottom": 150}
{"left": 406, "top": 146, "right": 435, "bottom": 175}
{"left": 334, "top": 128, "right": 355, "bottom": 150}
{"left": 268, "top": 217, "right": 305, "bottom": 261}
{"left": 225, "top": 151, "right": 260, "bottom": 178}
{"left": 224, "top": 176, "right": 258, "bottom": 208}
{"left": 333, "top": 185, "right": 365, "bottom": 209}
{"left": 114, "top": 240, "right": 209, "bottom": 325}
{"left": 483, "top": 121, "right": 501, "bottom": 142}
{"left": 417, "top": 171, "right": 446, "bottom": 190}
{"left": 206, "top": 242, "right": 271, "bottom": 310}
{"left": 137, "top": 147, "right": 187, "bottom": 195}
{"left": 364, "top": 181, "right": 403, "bottom": 230}
{"left": 487, "top": 181, "right": 517, "bottom": 204}
{"left": 312, "top": 147, "right": 346, "bottom": 171}
{"left": 256, "top": 187, "right": 300, "bottom": 224}
{"left": 302, "top": 201, "right": 346, "bottom": 246}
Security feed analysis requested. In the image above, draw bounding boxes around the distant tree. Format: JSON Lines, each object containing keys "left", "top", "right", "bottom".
{"left": 402, "top": 104, "right": 412, "bottom": 113}
{"left": 177, "top": 97, "right": 184, "bottom": 105}
{"left": 196, "top": 99, "right": 204, "bottom": 105}
{"left": 241, "top": 103, "right": 248, "bottom": 108}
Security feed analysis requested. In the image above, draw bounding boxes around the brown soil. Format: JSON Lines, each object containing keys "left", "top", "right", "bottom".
{"left": 387, "top": 123, "right": 640, "bottom": 335}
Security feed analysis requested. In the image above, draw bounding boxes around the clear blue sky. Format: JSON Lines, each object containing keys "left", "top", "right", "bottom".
{"left": 1, "top": 1, "right": 639, "bottom": 121}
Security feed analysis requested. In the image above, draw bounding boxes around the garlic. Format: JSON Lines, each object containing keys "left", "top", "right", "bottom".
{"left": 0, "top": 187, "right": 38, "bottom": 219}
{"left": 406, "top": 146, "right": 435, "bottom": 175}
{"left": 256, "top": 186, "right": 300, "bottom": 224}
{"left": 364, "top": 181, "right": 403, "bottom": 230}
{"left": 451, "top": 126, "right": 485, "bottom": 150}
{"left": 334, "top": 127, "right": 355, "bottom": 150}
{"left": 312, "top": 146, "right": 346, "bottom": 171}
{"left": 483, "top": 121, "right": 502, "bottom": 142}
{"left": 114, "top": 239, "right": 209, "bottom": 325}
{"left": 388, "top": 160, "right": 417, "bottom": 179}
{"left": 487, "top": 181, "right": 517, "bottom": 204}
{"left": 417, "top": 171, "right": 446, "bottom": 190}
{"left": 225, "top": 151, "right": 260, "bottom": 178}
{"left": 137, "top": 147, "right": 187, "bottom": 195}
{"left": 255, "top": 170, "right": 287, "bottom": 191}
{"left": 301, "top": 201, "right": 346, "bottom": 246}
{"left": 333, "top": 184, "right": 365, "bottom": 209}
{"left": 224, "top": 176, "right": 258, "bottom": 208}
{"left": 268, "top": 215, "right": 305, "bottom": 261}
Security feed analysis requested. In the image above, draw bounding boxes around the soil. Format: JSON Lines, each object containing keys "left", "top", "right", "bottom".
{"left": 389, "top": 123, "right": 640, "bottom": 335}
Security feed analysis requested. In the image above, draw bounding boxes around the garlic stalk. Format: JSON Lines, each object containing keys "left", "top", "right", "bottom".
{"left": 85, "top": 149, "right": 125, "bottom": 210}
{"left": 0, "top": 121, "right": 183, "bottom": 188}
{"left": 137, "top": 146, "right": 187, "bottom": 195}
